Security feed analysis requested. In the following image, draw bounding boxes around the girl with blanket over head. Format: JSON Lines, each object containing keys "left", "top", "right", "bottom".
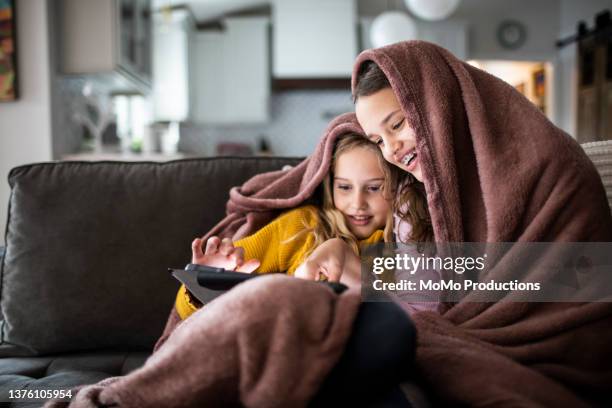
{"left": 341, "top": 40, "right": 612, "bottom": 407}
{"left": 174, "top": 132, "right": 395, "bottom": 320}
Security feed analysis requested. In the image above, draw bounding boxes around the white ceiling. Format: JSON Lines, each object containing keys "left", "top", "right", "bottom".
{"left": 152, "top": 0, "right": 269, "bottom": 23}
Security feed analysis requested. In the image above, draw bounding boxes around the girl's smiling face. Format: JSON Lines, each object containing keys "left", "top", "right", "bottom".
{"left": 355, "top": 87, "right": 423, "bottom": 182}
{"left": 332, "top": 146, "right": 391, "bottom": 239}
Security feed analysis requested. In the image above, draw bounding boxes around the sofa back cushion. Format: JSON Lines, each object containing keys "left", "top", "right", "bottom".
{"left": 582, "top": 140, "right": 612, "bottom": 214}
{"left": 0, "top": 157, "right": 301, "bottom": 356}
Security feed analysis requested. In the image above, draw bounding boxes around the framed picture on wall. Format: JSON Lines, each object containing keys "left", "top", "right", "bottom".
{"left": 533, "top": 68, "right": 545, "bottom": 97}
{"left": 0, "top": 0, "right": 17, "bottom": 102}
{"left": 532, "top": 67, "right": 546, "bottom": 112}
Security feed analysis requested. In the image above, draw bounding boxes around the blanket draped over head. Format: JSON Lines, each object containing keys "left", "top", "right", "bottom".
{"left": 351, "top": 40, "right": 612, "bottom": 407}
{"left": 204, "top": 113, "right": 366, "bottom": 242}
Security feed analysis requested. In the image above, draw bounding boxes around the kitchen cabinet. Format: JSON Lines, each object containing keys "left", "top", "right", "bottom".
{"left": 60, "top": 0, "right": 152, "bottom": 92}
{"left": 190, "top": 17, "right": 270, "bottom": 124}
{"left": 152, "top": 11, "right": 191, "bottom": 121}
{"left": 272, "top": 0, "right": 357, "bottom": 78}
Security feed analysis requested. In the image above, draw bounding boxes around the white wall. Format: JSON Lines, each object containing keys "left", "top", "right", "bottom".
{"left": 556, "top": 0, "right": 612, "bottom": 137}
{"left": 0, "top": 0, "right": 53, "bottom": 245}
{"left": 359, "top": 0, "right": 561, "bottom": 60}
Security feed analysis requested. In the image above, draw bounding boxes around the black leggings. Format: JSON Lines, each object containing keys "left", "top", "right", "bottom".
{"left": 310, "top": 300, "right": 417, "bottom": 407}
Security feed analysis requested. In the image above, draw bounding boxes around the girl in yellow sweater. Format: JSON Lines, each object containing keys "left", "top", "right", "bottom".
{"left": 176, "top": 132, "right": 394, "bottom": 319}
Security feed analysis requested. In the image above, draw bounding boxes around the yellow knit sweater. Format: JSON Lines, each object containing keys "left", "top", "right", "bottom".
{"left": 175, "top": 205, "right": 384, "bottom": 320}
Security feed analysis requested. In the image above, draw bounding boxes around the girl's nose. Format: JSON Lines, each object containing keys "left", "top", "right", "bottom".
{"left": 383, "top": 134, "right": 400, "bottom": 158}
{"left": 352, "top": 190, "right": 367, "bottom": 209}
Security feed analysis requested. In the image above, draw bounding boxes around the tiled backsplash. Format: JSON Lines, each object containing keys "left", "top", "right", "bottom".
{"left": 179, "top": 89, "right": 354, "bottom": 157}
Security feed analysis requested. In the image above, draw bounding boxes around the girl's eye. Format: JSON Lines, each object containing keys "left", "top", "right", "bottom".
{"left": 367, "top": 185, "right": 382, "bottom": 192}
{"left": 392, "top": 118, "right": 405, "bottom": 131}
{"left": 374, "top": 138, "right": 384, "bottom": 147}
{"left": 336, "top": 184, "right": 351, "bottom": 191}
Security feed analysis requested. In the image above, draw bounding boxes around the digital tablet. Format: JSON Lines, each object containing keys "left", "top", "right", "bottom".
{"left": 169, "top": 264, "right": 347, "bottom": 304}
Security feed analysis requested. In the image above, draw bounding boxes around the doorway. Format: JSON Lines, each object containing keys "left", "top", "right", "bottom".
{"left": 468, "top": 60, "right": 554, "bottom": 121}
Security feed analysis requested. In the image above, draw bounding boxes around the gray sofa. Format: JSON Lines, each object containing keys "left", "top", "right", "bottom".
{"left": 0, "top": 157, "right": 304, "bottom": 407}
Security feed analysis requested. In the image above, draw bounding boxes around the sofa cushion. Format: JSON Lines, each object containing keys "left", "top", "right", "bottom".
{"left": 582, "top": 140, "right": 612, "bottom": 213}
{"left": 0, "top": 350, "right": 149, "bottom": 406}
{"left": 0, "top": 158, "right": 302, "bottom": 356}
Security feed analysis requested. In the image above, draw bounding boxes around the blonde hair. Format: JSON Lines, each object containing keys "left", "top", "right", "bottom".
{"left": 288, "top": 133, "right": 394, "bottom": 257}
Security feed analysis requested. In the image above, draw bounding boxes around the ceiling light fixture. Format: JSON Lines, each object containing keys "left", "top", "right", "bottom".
{"left": 404, "top": 0, "right": 460, "bottom": 21}
{"left": 370, "top": 11, "right": 418, "bottom": 48}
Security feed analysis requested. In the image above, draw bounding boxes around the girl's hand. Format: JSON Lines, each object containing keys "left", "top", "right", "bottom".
{"left": 294, "top": 238, "right": 362, "bottom": 289}
{"left": 191, "top": 236, "right": 260, "bottom": 273}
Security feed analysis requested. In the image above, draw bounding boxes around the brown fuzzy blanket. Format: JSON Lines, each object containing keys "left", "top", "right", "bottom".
{"left": 203, "top": 113, "right": 365, "bottom": 242}
{"left": 352, "top": 41, "right": 612, "bottom": 407}
{"left": 45, "top": 275, "right": 361, "bottom": 408}
{"left": 153, "top": 41, "right": 612, "bottom": 406}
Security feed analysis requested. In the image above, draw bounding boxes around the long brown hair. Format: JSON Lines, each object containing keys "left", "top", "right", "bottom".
{"left": 288, "top": 133, "right": 394, "bottom": 256}
{"left": 354, "top": 61, "right": 433, "bottom": 243}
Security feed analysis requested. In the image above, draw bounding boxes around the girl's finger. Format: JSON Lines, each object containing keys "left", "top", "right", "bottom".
{"left": 325, "top": 262, "right": 343, "bottom": 282}
{"left": 295, "top": 260, "right": 319, "bottom": 281}
{"left": 219, "top": 238, "right": 234, "bottom": 256}
{"left": 229, "top": 247, "right": 245, "bottom": 267}
{"left": 191, "top": 238, "right": 204, "bottom": 259}
{"left": 205, "top": 236, "right": 221, "bottom": 255}
{"left": 237, "top": 258, "right": 260, "bottom": 274}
